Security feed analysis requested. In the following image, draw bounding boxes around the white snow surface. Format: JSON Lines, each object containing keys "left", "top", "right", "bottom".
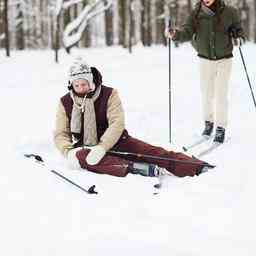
{"left": 1, "top": 43, "right": 256, "bottom": 256}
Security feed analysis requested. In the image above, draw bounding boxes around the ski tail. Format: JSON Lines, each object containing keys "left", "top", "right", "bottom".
{"left": 182, "top": 135, "right": 212, "bottom": 152}
{"left": 195, "top": 137, "right": 231, "bottom": 157}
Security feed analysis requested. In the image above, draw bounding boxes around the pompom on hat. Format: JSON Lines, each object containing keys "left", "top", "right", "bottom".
{"left": 68, "top": 56, "right": 95, "bottom": 91}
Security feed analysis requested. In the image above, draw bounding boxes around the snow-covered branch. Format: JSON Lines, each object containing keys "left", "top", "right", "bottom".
{"left": 63, "top": 0, "right": 112, "bottom": 49}
{"left": 62, "top": 0, "right": 83, "bottom": 10}
{"left": 9, "top": 0, "right": 28, "bottom": 7}
{"left": 15, "top": 18, "right": 23, "bottom": 27}
{"left": 55, "top": 0, "right": 64, "bottom": 16}
{"left": 55, "top": 0, "right": 84, "bottom": 16}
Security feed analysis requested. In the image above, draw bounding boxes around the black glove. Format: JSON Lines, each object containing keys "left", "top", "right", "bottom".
{"left": 228, "top": 25, "right": 243, "bottom": 39}
{"left": 228, "top": 25, "right": 245, "bottom": 46}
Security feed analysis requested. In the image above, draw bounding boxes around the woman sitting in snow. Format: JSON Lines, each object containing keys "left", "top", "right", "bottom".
{"left": 54, "top": 57, "right": 212, "bottom": 178}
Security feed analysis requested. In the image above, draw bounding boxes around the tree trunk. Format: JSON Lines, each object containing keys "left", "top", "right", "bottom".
{"left": 16, "top": 4, "right": 24, "bottom": 50}
{"left": 75, "top": 0, "right": 91, "bottom": 48}
{"left": 155, "top": 0, "right": 165, "bottom": 45}
{"left": 0, "top": 0, "right": 3, "bottom": 47}
{"left": 55, "top": 15, "right": 60, "bottom": 62}
{"left": 240, "top": 0, "right": 250, "bottom": 40}
{"left": 105, "top": 1, "right": 114, "bottom": 46}
{"left": 254, "top": 0, "right": 256, "bottom": 42}
{"left": 146, "top": 0, "right": 152, "bottom": 46}
{"left": 40, "top": 0, "right": 45, "bottom": 47}
{"left": 141, "top": 0, "right": 145, "bottom": 45}
{"left": 118, "top": 0, "right": 126, "bottom": 46}
{"left": 187, "top": 0, "right": 192, "bottom": 13}
{"left": 4, "top": 0, "right": 10, "bottom": 56}
{"left": 128, "top": 0, "right": 135, "bottom": 52}
{"left": 83, "top": 0, "right": 91, "bottom": 48}
{"left": 141, "top": 0, "right": 152, "bottom": 46}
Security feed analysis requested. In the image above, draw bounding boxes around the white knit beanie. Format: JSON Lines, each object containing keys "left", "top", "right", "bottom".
{"left": 69, "top": 56, "right": 95, "bottom": 91}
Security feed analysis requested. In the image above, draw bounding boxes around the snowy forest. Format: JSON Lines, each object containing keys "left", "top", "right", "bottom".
{"left": 1, "top": 0, "right": 256, "bottom": 56}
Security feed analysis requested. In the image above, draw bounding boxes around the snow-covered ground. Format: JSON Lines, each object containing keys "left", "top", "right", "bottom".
{"left": 1, "top": 43, "right": 256, "bottom": 256}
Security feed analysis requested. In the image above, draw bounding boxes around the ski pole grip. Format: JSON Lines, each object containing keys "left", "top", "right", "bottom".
{"left": 166, "top": 18, "right": 172, "bottom": 33}
{"left": 168, "top": 18, "right": 172, "bottom": 31}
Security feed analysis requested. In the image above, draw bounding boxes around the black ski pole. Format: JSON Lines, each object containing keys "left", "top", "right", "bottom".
{"left": 108, "top": 150, "right": 215, "bottom": 168}
{"left": 24, "top": 154, "right": 98, "bottom": 194}
{"left": 238, "top": 44, "right": 256, "bottom": 110}
{"left": 51, "top": 170, "right": 97, "bottom": 194}
{"left": 168, "top": 18, "right": 172, "bottom": 144}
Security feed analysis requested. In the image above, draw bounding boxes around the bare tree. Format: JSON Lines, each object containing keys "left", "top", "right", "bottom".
{"left": 254, "top": 0, "right": 256, "bottom": 42}
{"left": 187, "top": 0, "right": 192, "bottom": 13}
{"left": 4, "top": 0, "right": 10, "bottom": 56}
{"left": 0, "top": 0, "right": 5, "bottom": 48}
{"left": 128, "top": 0, "right": 135, "bottom": 52}
{"left": 54, "top": 0, "right": 63, "bottom": 62}
{"left": 155, "top": 0, "right": 165, "bottom": 45}
{"left": 81, "top": 0, "right": 91, "bottom": 48}
{"left": 104, "top": 0, "right": 113, "bottom": 46}
{"left": 117, "top": 0, "right": 125, "bottom": 46}
{"left": 15, "top": 2, "right": 24, "bottom": 50}
{"left": 141, "top": 0, "right": 152, "bottom": 46}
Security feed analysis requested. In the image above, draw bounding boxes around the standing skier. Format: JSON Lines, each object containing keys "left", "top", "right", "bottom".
{"left": 54, "top": 57, "right": 211, "bottom": 178}
{"left": 166, "top": 0, "right": 244, "bottom": 143}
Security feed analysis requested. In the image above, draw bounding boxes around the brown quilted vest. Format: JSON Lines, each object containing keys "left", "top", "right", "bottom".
{"left": 61, "top": 85, "right": 128, "bottom": 147}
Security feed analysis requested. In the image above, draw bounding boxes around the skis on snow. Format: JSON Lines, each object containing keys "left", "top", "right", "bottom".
{"left": 183, "top": 136, "right": 230, "bottom": 157}
{"left": 196, "top": 137, "right": 231, "bottom": 157}
{"left": 24, "top": 154, "right": 98, "bottom": 195}
{"left": 195, "top": 142, "right": 222, "bottom": 157}
{"left": 182, "top": 135, "right": 213, "bottom": 152}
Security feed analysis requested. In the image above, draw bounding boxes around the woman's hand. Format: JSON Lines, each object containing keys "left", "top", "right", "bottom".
{"left": 86, "top": 145, "right": 106, "bottom": 165}
{"left": 165, "top": 28, "right": 177, "bottom": 39}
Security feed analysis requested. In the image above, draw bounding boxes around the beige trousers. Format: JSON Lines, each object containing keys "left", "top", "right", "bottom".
{"left": 199, "top": 57, "right": 233, "bottom": 128}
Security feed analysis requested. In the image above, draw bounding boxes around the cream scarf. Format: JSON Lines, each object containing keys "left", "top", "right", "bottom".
{"left": 70, "top": 85, "right": 101, "bottom": 146}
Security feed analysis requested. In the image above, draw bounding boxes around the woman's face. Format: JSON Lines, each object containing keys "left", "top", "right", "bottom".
{"left": 202, "top": 0, "right": 216, "bottom": 7}
{"left": 72, "top": 79, "right": 91, "bottom": 95}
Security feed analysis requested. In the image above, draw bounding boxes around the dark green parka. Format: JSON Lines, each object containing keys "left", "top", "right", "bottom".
{"left": 173, "top": 0, "right": 243, "bottom": 60}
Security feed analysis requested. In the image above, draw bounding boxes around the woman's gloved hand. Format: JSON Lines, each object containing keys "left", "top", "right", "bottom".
{"left": 228, "top": 25, "right": 245, "bottom": 46}
{"left": 67, "top": 147, "right": 82, "bottom": 169}
{"left": 86, "top": 145, "right": 106, "bottom": 165}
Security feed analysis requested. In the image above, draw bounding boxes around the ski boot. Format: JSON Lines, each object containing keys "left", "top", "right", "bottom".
{"left": 202, "top": 121, "right": 214, "bottom": 137}
{"left": 213, "top": 126, "right": 225, "bottom": 143}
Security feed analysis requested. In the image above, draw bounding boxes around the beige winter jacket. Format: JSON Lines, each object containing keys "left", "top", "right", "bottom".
{"left": 54, "top": 89, "right": 125, "bottom": 157}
